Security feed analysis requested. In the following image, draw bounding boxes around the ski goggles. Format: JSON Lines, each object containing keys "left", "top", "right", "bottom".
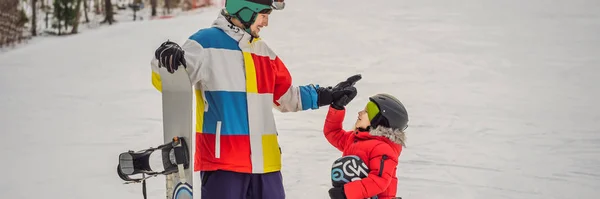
{"left": 272, "top": 0, "right": 285, "bottom": 10}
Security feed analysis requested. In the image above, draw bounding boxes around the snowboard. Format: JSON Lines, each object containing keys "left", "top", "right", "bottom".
{"left": 116, "top": 66, "right": 194, "bottom": 199}
{"left": 331, "top": 155, "right": 370, "bottom": 188}
{"left": 159, "top": 67, "right": 194, "bottom": 199}
{"left": 330, "top": 156, "right": 403, "bottom": 199}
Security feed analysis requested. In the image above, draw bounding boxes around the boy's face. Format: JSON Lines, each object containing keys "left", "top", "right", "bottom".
{"left": 354, "top": 108, "right": 371, "bottom": 130}
{"left": 250, "top": 12, "right": 270, "bottom": 37}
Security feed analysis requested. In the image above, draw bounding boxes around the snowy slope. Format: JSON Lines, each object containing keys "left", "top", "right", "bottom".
{"left": 1, "top": 0, "right": 600, "bottom": 199}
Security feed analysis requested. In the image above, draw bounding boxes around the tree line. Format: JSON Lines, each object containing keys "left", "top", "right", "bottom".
{"left": 1, "top": 0, "right": 214, "bottom": 48}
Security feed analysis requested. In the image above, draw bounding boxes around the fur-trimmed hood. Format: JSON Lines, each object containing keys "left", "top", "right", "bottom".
{"left": 369, "top": 126, "right": 406, "bottom": 147}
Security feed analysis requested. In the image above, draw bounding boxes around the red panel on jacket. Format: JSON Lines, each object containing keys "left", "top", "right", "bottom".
{"left": 251, "top": 54, "right": 276, "bottom": 94}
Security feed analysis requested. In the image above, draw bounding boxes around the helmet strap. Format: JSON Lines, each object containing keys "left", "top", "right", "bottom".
{"left": 357, "top": 126, "right": 371, "bottom": 132}
{"left": 223, "top": 8, "right": 259, "bottom": 39}
{"left": 232, "top": 8, "right": 258, "bottom": 35}
{"left": 370, "top": 113, "right": 388, "bottom": 129}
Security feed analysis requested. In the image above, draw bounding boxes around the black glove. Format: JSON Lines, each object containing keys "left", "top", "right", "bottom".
{"left": 155, "top": 40, "right": 187, "bottom": 74}
{"left": 328, "top": 187, "right": 347, "bottom": 199}
{"left": 332, "top": 74, "right": 362, "bottom": 92}
{"left": 317, "top": 74, "right": 362, "bottom": 110}
{"left": 317, "top": 86, "right": 334, "bottom": 107}
{"left": 331, "top": 86, "right": 357, "bottom": 109}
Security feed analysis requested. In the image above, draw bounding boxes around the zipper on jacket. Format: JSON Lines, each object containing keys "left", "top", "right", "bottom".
{"left": 378, "top": 155, "right": 388, "bottom": 177}
{"left": 201, "top": 90, "right": 209, "bottom": 112}
{"left": 215, "top": 121, "right": 222, "bottom": 158}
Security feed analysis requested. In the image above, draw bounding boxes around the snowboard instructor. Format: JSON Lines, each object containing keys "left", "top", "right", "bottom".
{"left": 151, "top": 0, "right": 361, "bottom": 198}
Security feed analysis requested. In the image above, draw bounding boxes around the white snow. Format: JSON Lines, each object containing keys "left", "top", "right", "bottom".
{"left": 1, "top": 0, "right": 599, "bottom": 198}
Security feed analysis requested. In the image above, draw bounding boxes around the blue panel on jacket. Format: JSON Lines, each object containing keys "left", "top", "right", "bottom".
{"left": 189, "top": 27, "right": 240, "bottom": 51}
{"left": 202, "top": 91, "right": 249, "bottom": 135}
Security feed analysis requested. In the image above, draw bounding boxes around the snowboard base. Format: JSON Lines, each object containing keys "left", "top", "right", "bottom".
{"left": 159, "top": 67, "right": 195, "bottom": 199}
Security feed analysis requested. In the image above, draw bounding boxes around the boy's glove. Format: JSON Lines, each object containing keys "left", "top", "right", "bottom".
{"left": 331, "top": 86, "right": 357, "bottom": 110}
{"left": 155, "top": 40, "right": 187, "bottom": 74}
{"left": 328, "top": 187, "right": 347, "bottom": 199}
{"left": 317, "top": 74, "right": 361, "bottom": 110}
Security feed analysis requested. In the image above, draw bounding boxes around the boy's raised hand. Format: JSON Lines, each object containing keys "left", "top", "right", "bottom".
{"left": 331, "top": 86, "right": 357, "bottom": 110}
{"left": 317, "top": 74, "right": 362, "bottom": 110}
{"left": 331, "top": 74, "right": 361, "bottom": 109}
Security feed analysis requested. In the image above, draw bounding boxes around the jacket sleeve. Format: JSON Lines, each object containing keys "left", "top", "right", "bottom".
{"left": 323, "top": 107, "right": 354, "bottom": 152}
{"left": 343, "top": 143, "right": 398, "bottom": 199}
{"left": 151, "top": 39, "right": 206, "bottom": 92}
{"left": 271, "top": 56, "right": 320, "bottom": 112}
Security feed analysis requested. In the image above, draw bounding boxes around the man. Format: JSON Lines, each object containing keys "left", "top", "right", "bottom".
{"left": 151, "top": 0, "right": 360, "bottom": 198}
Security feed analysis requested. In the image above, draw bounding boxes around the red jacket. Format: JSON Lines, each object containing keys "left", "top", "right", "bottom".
{"left": 324, "top": 107, "right": 403, "bottom": 199}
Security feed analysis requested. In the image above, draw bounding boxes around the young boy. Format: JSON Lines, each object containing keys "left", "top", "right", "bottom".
{"left": 324, "top": 93, "right": 408, "bottom": 199}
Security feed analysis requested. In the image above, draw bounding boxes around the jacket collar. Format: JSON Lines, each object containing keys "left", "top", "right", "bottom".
{"left": 212, "top": 10, "right": 254, "bottom": 44}
{"left": 355, "top": 126, "right": 406, "bottom": 149}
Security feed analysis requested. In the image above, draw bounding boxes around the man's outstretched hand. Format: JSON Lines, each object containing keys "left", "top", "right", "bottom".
{"left": 155, "top": 40, "right": 187, "bottom": 74}
{"left": 317, "top": 74, "right": 362, "bottom": 110}
{"left": 333, "top": 74, "right": 362, "bottom": 89}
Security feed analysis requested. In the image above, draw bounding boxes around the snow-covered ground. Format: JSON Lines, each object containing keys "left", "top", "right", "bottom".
{"left": 1, "top": 0, "right": 599, "bottom": 198}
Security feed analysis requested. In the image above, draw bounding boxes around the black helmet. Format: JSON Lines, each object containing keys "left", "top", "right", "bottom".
{"left": 366, "top": 94, "right": 409, "bottom": 130}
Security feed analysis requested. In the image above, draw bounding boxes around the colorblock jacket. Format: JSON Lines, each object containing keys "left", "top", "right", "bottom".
{"left": 324, "top": 107, "right": 405, "bottom": 199}
{"left": 151, "top": 12, "right": 320, "bottom": 174}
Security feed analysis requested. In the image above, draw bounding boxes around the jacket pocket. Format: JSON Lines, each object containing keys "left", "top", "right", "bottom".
{"left": 201, "top": 171, "right": 214, "bottom": 187}
{"left": 215, "top": 121, "right": 222, "bottom": 158}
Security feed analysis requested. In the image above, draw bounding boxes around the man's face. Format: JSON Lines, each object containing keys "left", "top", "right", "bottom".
{"left": 250, "top": 12, "right": 270, "bottom": 37}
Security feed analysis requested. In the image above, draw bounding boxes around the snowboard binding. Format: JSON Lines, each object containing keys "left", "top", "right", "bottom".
{"left": 117, "top": 136, "right": 190, "bottom": 183}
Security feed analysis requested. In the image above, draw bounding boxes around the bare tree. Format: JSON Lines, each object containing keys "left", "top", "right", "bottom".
{"left": 101, "top": 0, "right": 115, "bottom": 24}
{"left": 71, "top": 0, "right": 83, "bottom": 33}
{"left": 166, "top": 0, "right": 172, "bottom": 15}
{"left": 1, "top": 0, "right": 28, "bottom": 47}
{"left": 31, "top": 0, "right": 37, "bottom": 36}
{"left": 151, "top": 0, "right": 157, "bottom": 17}
{"left": 94, "top": 0, "right": 100, "bottom": 14}
{"left": 42, "top": 0, "right": 50, "bottom": 29}
{"left": 83, "top": 0, "right": 90, "bottom": 23}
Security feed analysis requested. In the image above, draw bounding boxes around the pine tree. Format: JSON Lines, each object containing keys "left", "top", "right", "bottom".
{"left": 53, "top": 0, "right": 78, "bottom": 35}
